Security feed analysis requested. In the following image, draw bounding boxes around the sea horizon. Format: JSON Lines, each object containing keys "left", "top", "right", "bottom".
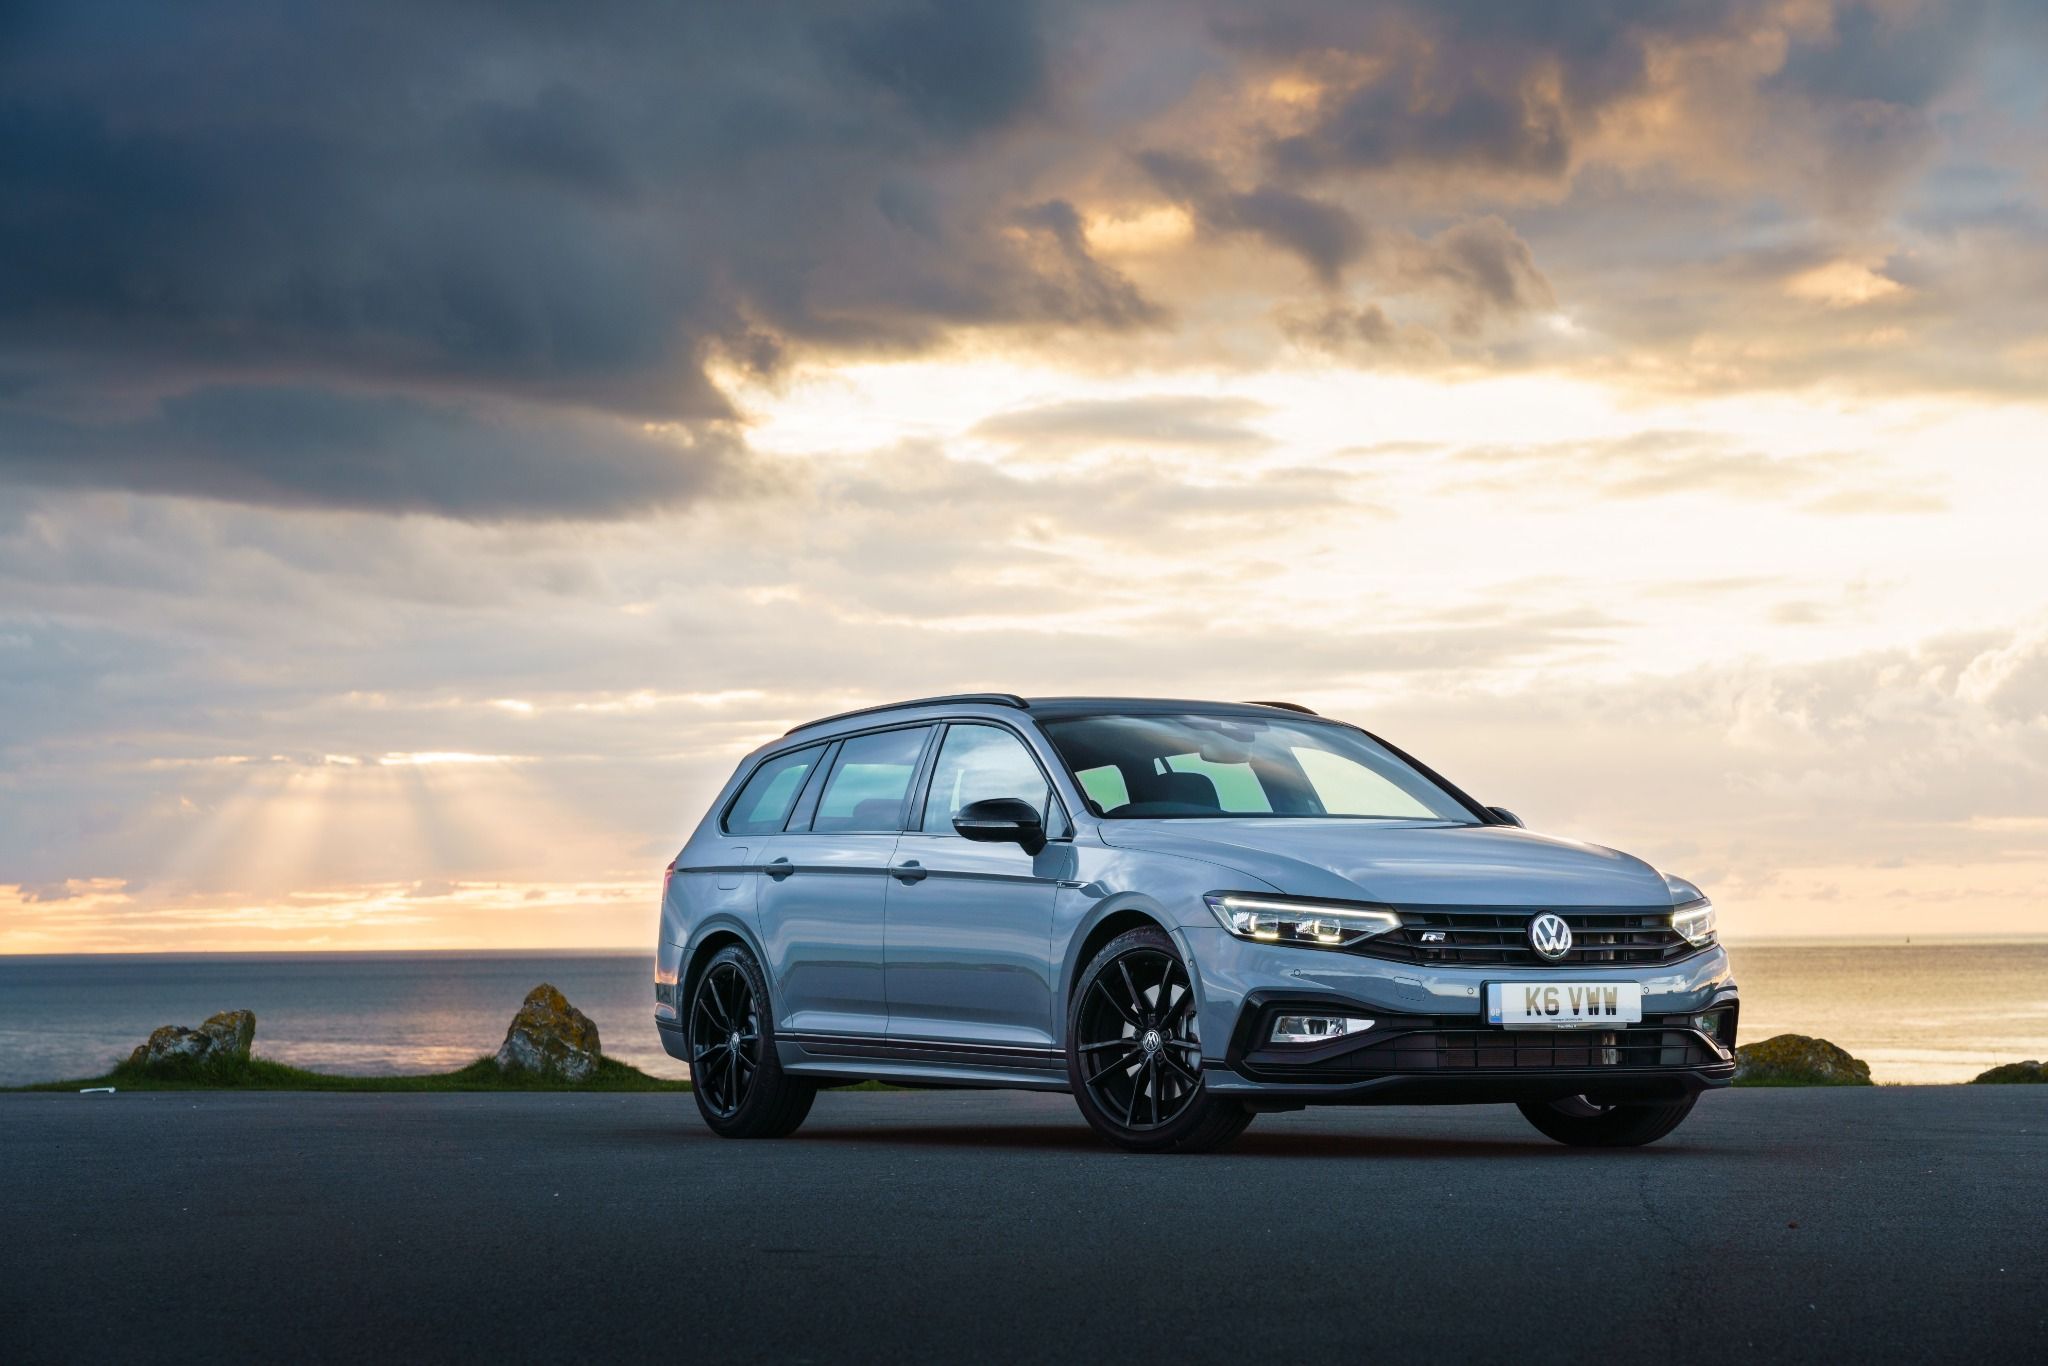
{"left": 4, "top": 939, "right": 2044, "bottom": 1089}
{"left": 10, "top": 931, "right": 2046, "bottom": 959}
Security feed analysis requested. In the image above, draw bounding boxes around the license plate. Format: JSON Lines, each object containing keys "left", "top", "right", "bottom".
{"left": 1486, "top": 981, "right": 1643, "bottom": 1027}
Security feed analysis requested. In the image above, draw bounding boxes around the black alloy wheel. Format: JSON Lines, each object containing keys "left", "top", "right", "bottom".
{"left": 690, "top": 959, "right": 758, "bottom": 1117}
{"left": 1067, "top": 925, "right": 1252, "bottom": 1153}
{"left": 686, "top": 943, "right": 816, "bottom": 1138}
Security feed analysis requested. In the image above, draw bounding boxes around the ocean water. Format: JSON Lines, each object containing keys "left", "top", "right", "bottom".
{"left": 1728, "top": 939, "right": 2048, "bottom": 1085}
{"left": 2, "top": 940, "right": 2044, "bottom": 1087}
{"left": 0, "top": 951, "right": 685, "bottom": 1087}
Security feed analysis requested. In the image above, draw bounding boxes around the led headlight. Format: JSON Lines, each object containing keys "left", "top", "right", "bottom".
{"left": 1671, "top": 898, "right": 1716, "bottom": 946}
{"left": 1205, "top": 893, "right": 1400, "bottom": 948}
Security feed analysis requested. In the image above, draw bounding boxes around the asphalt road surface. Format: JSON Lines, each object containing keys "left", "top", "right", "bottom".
{"left": 3, "top": 1087, "right": 2042, "bottom": 1364}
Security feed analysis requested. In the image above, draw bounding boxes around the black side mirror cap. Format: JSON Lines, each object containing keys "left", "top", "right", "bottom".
{"left": 952, "top": 797, "right": 1047, "bottom": 854}
{"left": 1486, "top": 806, "right": 1524, "bottom": 828}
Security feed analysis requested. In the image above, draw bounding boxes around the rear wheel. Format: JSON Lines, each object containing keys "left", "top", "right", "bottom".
{"left": 1516, "top": 1093, "right": 1697, "bottom": 1147}
{"left": 687, "top": 944, "right": 816, "bottom": 1138}
{"left": 1067, "top": 926, "right": 1252, "bottom": 1153}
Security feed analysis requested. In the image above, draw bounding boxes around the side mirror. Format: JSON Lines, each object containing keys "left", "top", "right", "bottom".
{"left": 953, "top": 797, "right": 1046, "bottom": 854}
{"left": 1486, "top": 806, "right": 1524, "bottom": 828}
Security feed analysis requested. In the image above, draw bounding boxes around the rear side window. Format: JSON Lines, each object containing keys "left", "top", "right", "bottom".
{"left": 724, "top": 745, "right": 824, "bottom": 835}
{"left": 813, "top": 727, "right": 931, "bottom": 833}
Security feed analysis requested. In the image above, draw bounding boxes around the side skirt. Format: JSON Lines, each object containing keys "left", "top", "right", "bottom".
{"left": 778, "top": 1032, "right": 1072, "bottom": 1093}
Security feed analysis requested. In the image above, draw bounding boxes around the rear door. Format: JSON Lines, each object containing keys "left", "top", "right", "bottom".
{"left": 754, "top": 725, "right": 932, "bottom": 1039}
{"left": 883, "top": 722, "right": 1064, "bottom": 1049}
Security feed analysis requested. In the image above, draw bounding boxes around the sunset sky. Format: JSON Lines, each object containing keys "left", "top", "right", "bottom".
{"left": 3, "top": 0, "right": 2045, "bottom": 952}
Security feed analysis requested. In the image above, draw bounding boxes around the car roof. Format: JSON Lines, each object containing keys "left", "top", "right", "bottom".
{"left": 1021, "top": 697, "right": 1321, "bottom": 720}
{"left": 780, "top": 694, "right": 1328, "bottom": 738}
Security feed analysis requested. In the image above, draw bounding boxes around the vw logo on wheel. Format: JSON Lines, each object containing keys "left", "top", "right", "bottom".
{"left": 1528, "top": 912, "right": 1573, "bottom": 960}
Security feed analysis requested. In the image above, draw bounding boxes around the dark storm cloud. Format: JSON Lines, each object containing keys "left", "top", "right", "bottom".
{"left": 1220, "top": 0, "right": 2007, "bottom": 209}
{"left": 1, "top": 0, "right": 2043, "bottom": 518}
{"left": 822, "top": 0, "right": 1050, "bottom": 137}
{"left": 0, "top": 0, "right": 1152, "bottom": 514}
{"left": 1221, "top": 0, "right": 1737, "bottom": 181}
{"left": 1137, "top": 150, "right": 1364, "bottom": 285}
{"left": 1769, "top": 0, "right": 1994, "bottom": 107}
{"left": 1423, "top": 218, "right": 1556, "bottom": 331}
{"left": 0, "top": 388, "right": 745, "bottom": 520}
{"left": 1010, "top": 200, "right": 1167, "bottom": 327}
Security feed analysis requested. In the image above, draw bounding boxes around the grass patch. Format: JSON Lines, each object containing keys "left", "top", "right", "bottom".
{"left": 8, "top": 1057, "right": 919, "bottom": 1094}
{"left": 12, "top": 1053, "right": 691, "bottom": 1093}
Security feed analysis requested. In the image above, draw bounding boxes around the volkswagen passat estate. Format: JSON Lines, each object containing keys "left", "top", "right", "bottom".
{"left": 656, "top": 695, "right": 1737, "bottom": 1152}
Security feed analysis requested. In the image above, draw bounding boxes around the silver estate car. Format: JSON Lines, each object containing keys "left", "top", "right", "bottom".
{"left": 656, "top": 694, "right": 1738, "bottom": 1153}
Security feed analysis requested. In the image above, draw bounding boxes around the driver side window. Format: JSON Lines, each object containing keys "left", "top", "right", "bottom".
{"left": 922, "top": 725, "right": 1050, "bottom": 832}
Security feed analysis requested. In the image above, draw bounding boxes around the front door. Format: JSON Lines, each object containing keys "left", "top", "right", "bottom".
{"left": 884, "top": 723, "right": 1062, "bottom": 1048}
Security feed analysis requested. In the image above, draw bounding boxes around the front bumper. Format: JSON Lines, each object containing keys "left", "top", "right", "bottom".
{"left": 1181, "top": 926, "right": 1738, "bottom": 1107}
{"left": 1206, "top": 1064, "right": 1732, "bottom": 1108}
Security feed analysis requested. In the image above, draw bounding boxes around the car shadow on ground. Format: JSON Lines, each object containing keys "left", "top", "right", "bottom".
{"left": 600, "top": 1118, "right": 1719, "bottom": 1159}
{"left": 801, "top": 1125, "right": 1560, "bottom": 1158}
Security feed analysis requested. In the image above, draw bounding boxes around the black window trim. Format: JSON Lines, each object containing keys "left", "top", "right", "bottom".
{"left": 781, "top": 739, "right": 841, "bottom": 833}
{"left": 718, "top": 740, "right": 830, "bottom": 836}
{"left": 803, "top": 721, "right": 942, "bottom": 837}
{"left": 906, "top": 718, "right": 1073, "bottom": 840}
{"left": 724, "top": 713, "right": 1081, "bottom": 839}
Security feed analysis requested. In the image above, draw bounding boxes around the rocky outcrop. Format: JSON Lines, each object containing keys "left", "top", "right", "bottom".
{"left": 494, "top": 984, "right": 602, "bottom": 1081}
{"left": 1971, "top": 1060, "right": 2048, "bottom": 1084}
{"left": 127, "top": 1009, "right": 257, "bottom": 1070}
{"left": 1733, "top": 1033, "right": 1873, "bottom": 1086}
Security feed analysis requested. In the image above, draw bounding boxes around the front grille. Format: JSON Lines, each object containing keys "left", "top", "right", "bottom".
{"left": 1243, "top": 1024, "right": 1721, "bottom": 1080}
{"left": 1377, "top": 1028, "right": 1713, "bottom": 1071}
{"left": 1361, "top": 907, "right": 1692, "bottom": 967}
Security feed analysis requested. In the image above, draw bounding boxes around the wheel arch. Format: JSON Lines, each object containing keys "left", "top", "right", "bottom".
{"left": 1064, "top": 900, "right": 1175, "bottom": 1008}
{"left": 680, "top": 920, "right": 764, "bottom": 1014}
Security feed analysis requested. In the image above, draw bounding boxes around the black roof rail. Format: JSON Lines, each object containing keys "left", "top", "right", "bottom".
{"left": 1242, "top": 700, "right": 1319, "bottom": 716}
{"left": 784, "top": 692, "right": 1029, "bottom": 736}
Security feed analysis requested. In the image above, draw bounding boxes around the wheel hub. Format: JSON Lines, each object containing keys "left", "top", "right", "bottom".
{"left": 1079, "top": 947, "right": 1201, "bottom": 1132}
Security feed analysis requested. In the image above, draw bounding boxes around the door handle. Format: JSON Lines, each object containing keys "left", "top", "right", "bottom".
{"left": 764, "top": 857, "right": 795, "bottom": 881}
{"left": 891, "top": 860, "right": 927, "bottom": 884}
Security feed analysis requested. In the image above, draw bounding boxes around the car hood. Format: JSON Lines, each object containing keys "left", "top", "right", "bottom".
{"left": 1096, "top": 819, "right": 1672, "bottom": 907}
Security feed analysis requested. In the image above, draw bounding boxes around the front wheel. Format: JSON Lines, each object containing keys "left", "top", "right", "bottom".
{"left": 1516, "top": 1093, "right": 1697, "bottom": 1147}
{"left": 686, "top": 944, "right": 817, "bottom": 1138}
{"left": 1067, "top": 926, "right": 1252, "bottom": 1153}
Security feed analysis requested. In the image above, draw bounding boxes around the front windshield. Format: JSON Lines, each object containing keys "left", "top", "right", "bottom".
{"left": 1040, "top": 713, "right": 1478, "bottom": 823}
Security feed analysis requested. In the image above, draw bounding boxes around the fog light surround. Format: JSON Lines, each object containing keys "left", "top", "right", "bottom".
{"left": 1269, "top": 1014, "right": 1375, "bottom": 1045}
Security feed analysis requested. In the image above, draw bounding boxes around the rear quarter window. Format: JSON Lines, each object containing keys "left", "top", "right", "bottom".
{"left": 723, "top": 745, "right": 824, "bottom": 835}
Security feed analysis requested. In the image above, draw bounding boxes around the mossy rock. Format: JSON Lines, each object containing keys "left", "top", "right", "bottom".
{"left": 494, "top": 983, "right": 602, "bottom": 1081}
{"left": 1971, "top": 1060, "right": 2048, "bottom": 1084}
{"left": 1733, "top": 1033, "right": 1873, "bottom": 1086}
{"left": 127, "top": 1009, "right": 257, "bottom": 1072}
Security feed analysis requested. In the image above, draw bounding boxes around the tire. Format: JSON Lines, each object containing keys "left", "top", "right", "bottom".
{"left": 1516, "top": 1093, "right": 1697, "bottom": 1147}
{"left": 1067, "top": 926, "right": 1252, "bottom": 1154}
{"left": 686, "top": 943, "right": 817, "bottom": 1139}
